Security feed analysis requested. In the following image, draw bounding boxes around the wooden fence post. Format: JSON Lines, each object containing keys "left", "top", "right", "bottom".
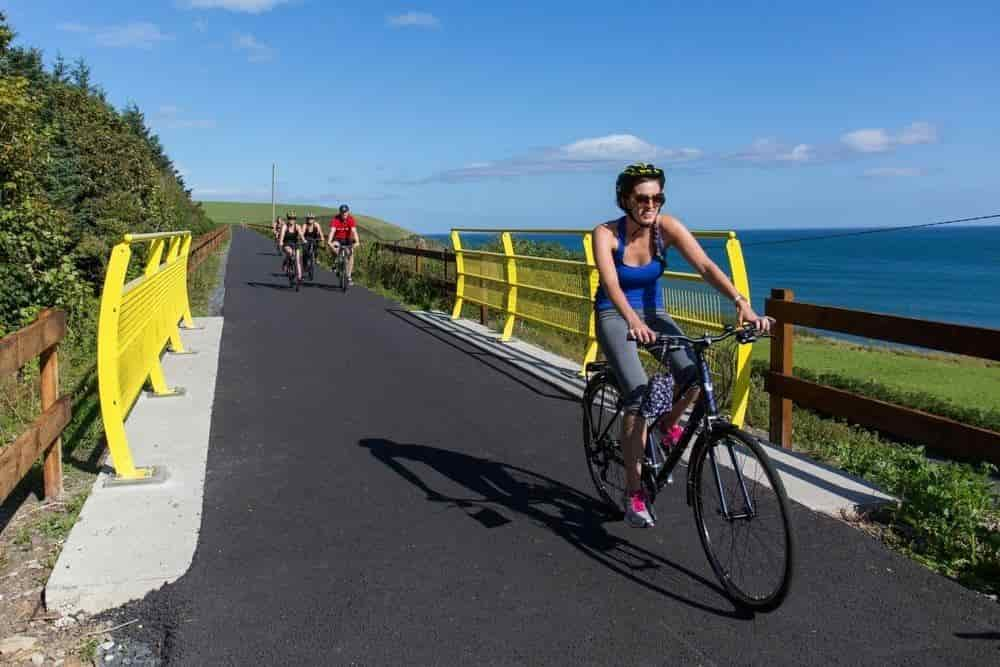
{"left": 38, "top": 309, "right": 64, "bottom": 499}
{"left": 767, "top": 288, "right": 794, "bottom": 448}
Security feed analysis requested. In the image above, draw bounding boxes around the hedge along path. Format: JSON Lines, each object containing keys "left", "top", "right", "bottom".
{"left": 0, "top": 309, "right": 71, "bottom": 502}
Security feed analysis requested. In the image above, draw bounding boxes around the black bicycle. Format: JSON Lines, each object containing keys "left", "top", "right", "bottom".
{"left": 582, "top": 323, "right": 794, "bottom": 610}
{"left": 281, "top": 243, "right": 301, "bottom": 291}
{"left": 333, "top": 243, "right": 353, "bottom": 292}
{"left": 301, "top": 239, "right": 318, "bottom": 282}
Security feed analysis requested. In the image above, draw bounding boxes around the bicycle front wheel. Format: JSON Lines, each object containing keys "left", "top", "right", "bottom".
{"left": 582, "top": 373, "right": 627, "bottom": 516}
{"left": 691, "top": 424, "right": 794, "bottom": 610}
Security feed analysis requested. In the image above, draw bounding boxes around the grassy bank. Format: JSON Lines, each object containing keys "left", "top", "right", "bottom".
{"left": 751, "top": 332, "right": 1000, "bottom": 414}
{"left": 199, "top": 201, "right": 413, "bottom": 242}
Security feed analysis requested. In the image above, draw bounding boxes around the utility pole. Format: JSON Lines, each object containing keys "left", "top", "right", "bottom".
{"left": 271, "top": 163, "right": 276, "bottom": 224}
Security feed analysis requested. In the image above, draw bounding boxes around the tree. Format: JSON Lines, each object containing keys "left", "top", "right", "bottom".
{"left": 51, "top": 53, "right": 68, "bottom": 83}
{"left": 71, "top": 57, "right": 90, "bottom": 92}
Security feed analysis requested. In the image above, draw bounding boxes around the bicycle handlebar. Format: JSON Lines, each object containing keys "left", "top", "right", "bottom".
{"left": 631, "top": 322, "right": 770, "bottom": 349}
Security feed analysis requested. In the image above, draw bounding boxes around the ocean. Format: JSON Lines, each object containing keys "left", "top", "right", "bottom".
{"left": 426, "top": 226, "right": 1000, "bottom": 330}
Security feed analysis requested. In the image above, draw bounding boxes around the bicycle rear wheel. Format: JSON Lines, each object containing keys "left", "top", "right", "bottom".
{"left": 582, "top": 373, "right": 627, "bottom": 516}
{"left": 691, "top": 424, "right": 794, "bottom": 610}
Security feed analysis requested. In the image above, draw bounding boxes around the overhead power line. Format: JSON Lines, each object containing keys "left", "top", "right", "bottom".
{"left": 742, "top": 213, "right": 1000, "bottom": 247}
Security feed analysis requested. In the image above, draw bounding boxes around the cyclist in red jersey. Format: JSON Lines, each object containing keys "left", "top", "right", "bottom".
{"left": 328, "top": 204, "right": 361, "bottom": 283}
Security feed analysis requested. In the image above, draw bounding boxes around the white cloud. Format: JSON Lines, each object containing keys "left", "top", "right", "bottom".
{"left": 154, "top": 106, "right": 216, "bottom": 130}
{"left": 733, "top": 138, "right": 815, "bottom": 163}
{"left": 387, "top": 11, "right": 441, "bottom": 28}
{"left": 898, "top": 121, "right": 937, "bottom": 145}
{"left": 192, "top": 186, "right": 271, "bottom": 200}
{"left": 841, "top": 128, "right": 892, "bottom": 153}
{"left": 234, "top": 32, "right": 276, "bottom": 62}
{"left": 398, "top": 121, "right": 939, "bottom": 184}
{"left": 863, "top": 167, "right": 924, "bottom": 178}
{"left": 414, "top": 134, "right": 701, "bottom": 183}
{"left": 841, "top": 122, "right": 938, "bottom": 154}
{"left": 57, "top": 22, "right": 89, "bottom": 33}
{"left": 57, "top": 22, "right": 173, "bottom": 49}
{"left": 181, "top": 0, "right": 291, "bottom": 13}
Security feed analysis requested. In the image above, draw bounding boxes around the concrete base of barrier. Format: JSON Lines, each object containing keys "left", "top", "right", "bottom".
{"left": 102, "top": 465, "right": 170, "bottom": 488}
{"left": 410, "top": 309, "right": 896, "bottom": 519}
{"left": 46, "top": 317, "right": 223, "bottom": 614}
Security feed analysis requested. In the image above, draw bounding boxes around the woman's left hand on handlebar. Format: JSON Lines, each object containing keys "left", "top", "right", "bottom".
{"left": 737, "top": 302, "right": 773, "bottom": 333}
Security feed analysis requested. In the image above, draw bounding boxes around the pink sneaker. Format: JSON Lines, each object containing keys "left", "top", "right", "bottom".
{"left": 624, "top": 490, "right": 654, "bottom": 528}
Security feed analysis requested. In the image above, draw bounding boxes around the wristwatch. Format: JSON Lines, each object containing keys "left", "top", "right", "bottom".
{"left": 733, "top": 293, "right": 747, "bottom": 307}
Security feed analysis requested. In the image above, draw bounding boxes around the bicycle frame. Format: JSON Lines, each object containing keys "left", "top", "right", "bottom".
{"left": 587, "top": 338, "right": 758, "bottom": 520}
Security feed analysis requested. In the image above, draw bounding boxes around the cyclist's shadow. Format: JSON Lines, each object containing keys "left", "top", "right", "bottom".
{"left": 359, "top": 438, "right": 753, "bottom": 619}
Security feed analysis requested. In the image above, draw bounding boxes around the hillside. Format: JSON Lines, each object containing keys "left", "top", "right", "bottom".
{"left": 198, "top": 201, "right": 415, "bottom": 241}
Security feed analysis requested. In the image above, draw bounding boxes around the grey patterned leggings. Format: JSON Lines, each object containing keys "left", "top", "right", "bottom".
{"left": 595, "top": 308, "right": 698, "bottom": 413}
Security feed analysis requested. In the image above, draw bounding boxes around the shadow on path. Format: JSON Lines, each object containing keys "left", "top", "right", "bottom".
{"left": 245, "top": 281, "right": 294, "bottom": 291}
{"left": 386, "top": 309, "right": 578, "bottom": 403}
{"left": 359, "top": 438, "right": 752, "bottom": 620}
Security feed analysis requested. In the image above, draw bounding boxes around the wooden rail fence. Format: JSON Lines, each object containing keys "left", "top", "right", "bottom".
{"left": 189, "top": 225, "right": 231, "bottom": 272}
{"left": 766, "top": 288, "right": 1000, "bottom": 465}
{"left": 0, "top": 309, "right": 70, "bottom": 502}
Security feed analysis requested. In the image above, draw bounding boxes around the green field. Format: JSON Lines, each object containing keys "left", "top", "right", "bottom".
{"left": 198, "top": 201, "right": 415, "bottom": 241}
{"left": 750, "top": 333, "right": 1000, "bottom": 413}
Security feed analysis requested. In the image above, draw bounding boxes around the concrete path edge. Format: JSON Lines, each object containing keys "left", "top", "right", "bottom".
{"left": 45, "top": 317, "right": 224, "bottom": 614}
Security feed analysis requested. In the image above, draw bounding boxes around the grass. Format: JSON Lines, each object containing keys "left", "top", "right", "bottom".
{"left": 751, "top": 331, "right": 1000, "bottom": 413}
{"left": 198, "top": 200, "right": 414, "bottom": 242}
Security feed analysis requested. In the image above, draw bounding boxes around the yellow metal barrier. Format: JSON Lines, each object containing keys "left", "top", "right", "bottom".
{"left": 450, "top": 228, "right": 753, "bottom": 426}
{"left": 97, "top": 231, "right": 194, "bottom": 481}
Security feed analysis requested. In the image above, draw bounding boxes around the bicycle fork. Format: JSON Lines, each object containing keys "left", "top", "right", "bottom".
{"left": 706, "top": 439, "right": 757, "bottom": 522}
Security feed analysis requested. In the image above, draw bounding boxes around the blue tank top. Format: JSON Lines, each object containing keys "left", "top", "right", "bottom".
{"left": 594, "top": 217, "right": 666, "bottom": 312}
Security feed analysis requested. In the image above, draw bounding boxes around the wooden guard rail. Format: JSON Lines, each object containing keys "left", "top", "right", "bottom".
{"left": 374, "top": 241, "right": 457, "bottom": 291}
{"left": 0, "top": 310, "right": 70, "bottom": 502}
{"left": 766, "top": 288, "right": 1000, "bottom": 465}
{"left": 189, "top": 225, "right": 231, "bottom": 271}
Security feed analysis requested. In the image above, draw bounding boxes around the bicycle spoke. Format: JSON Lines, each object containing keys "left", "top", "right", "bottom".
{"left": 694, "top": 428, "right": 793, "bottom": 608}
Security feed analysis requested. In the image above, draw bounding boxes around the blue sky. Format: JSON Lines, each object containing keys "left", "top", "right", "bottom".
{"left": 4, "top": 0, "right": 998, "bottom": 233}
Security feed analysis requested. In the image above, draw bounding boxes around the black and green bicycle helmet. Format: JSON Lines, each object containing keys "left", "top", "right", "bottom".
{"left": 615, "top": 162, "right": 665, "bottom": 211}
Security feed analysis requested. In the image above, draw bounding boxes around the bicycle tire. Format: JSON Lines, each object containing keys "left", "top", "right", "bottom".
{"left": 691, "top": 423, "right": 794, "bottom": 610}
{"left": 582, "top": 372, "right": 627, "bottom": 517}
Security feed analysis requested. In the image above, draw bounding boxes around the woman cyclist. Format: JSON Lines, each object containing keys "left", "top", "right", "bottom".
{"left": 328, "top": 204, "right": 360, "bottom": 284}
{"left": 273, "top": 216, "right": 284, "bottom": 251}
{"left": 278, "top": 211, "right": 303, "bottom": 286}
{"left": 301, "top": 213, "right": 324, "bottom": 278}
{"left": 593, "top": 163, "right": 770, "bottom": 528}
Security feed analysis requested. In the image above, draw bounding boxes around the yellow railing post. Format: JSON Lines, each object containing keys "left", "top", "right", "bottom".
{"left": 581, "top": 232, "right": 600, "bottom": 375}
{"left": 501, "top": 232, "right": 517, "bottom": 341}
{"left": 97, "top": 241, "right": 149, "bottom": 481}
{"left": 451, "top": 230, "right": 465, "bottom": 320}
{"left": 726, "top": 232, "right": 752, "bottom": 427}
{"left": 179, "top": 234, "right": 195, "bottom": 329}
{"left": 97, "top": 230, "right": 195, "bottom": 483}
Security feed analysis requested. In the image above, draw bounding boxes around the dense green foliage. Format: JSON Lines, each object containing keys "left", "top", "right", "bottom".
{"left": 0, "top": 12, "right": 212, "bottom": 335}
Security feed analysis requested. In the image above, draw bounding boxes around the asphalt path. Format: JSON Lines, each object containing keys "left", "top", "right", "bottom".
{"left": 116, "top": 228, "right": 1000, "bottom": 665}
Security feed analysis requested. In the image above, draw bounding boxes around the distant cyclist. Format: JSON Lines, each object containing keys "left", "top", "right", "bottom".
{"left": 593, "top": 163, "right": 770, "bottom": 528}
{"left": 279, "top": 211, "right": 303, "bottom": 286}
{"left": 302, "top": 213, "right": 324, "bottom": 275}
{"left": 272, "top": 216, "right": 284, "bottom": 250}
{"left": 328, "top": 204, "right": 360, "bottom": 284}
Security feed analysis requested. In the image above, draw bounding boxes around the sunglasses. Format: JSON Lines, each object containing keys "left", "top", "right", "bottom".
{"left": 632, "top": 193, "right": 666, "bottom": 207}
